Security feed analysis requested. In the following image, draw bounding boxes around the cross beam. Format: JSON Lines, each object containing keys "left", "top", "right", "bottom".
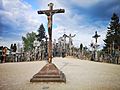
{"left": 37, "top": 3, "right": 65, "bottom": 63}
{"left": 38, "top": 9, "right": 65, "bottom": 15}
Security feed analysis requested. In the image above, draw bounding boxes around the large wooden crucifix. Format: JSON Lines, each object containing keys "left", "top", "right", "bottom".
{"left": 38, "top": 3, "right": 65, "bottom": 63}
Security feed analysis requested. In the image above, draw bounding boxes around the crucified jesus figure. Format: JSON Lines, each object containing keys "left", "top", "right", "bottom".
{"left": 38, "top": 3, "right": 65, "bottom": 63}
{"left": 67, "top": 34, "right": 76, "bottom": 49}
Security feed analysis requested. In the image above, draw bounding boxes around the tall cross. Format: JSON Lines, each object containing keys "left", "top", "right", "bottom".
{"left": 38, "top": 3, "right": 65, "bottom": 63}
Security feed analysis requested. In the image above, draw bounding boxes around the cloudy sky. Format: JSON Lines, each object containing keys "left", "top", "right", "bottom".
{"left": 0, "top": 0, "right": 120, "bottom": 49}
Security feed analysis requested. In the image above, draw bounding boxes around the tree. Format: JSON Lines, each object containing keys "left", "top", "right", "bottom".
{"left": 36, "top": 24, "right": 46, "bottom": 42}
{"left": 103, "top": 13, "right": 120, "bottom": 54}
{"left": 22, "top": 32, "right": 36, "bottom": 51}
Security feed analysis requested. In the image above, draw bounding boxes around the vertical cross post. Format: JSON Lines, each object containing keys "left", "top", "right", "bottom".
{"left": 92, "top": 31, "right": 100, "bottom": 61}
{"left": 37, "top": 3, "right": 65, "bottom": 63}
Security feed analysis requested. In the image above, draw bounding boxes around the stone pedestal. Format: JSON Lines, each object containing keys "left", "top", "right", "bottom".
{"left": 30, "top": 63, "right": 66, "bottom": 82}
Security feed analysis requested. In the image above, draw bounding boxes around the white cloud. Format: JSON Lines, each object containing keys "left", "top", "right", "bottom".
{"left": 70, "top": 0, "right": 101, "bottom": 8}
{"left": 0, "top": 0, "right": 108, "bottom": 50}
{"left": 0, "top": 0, "right": 42, "bottom": 47}
{"left": 36, "top": 0, "right": 108, "bottom": 49}
{"left": 0, "top": 37, "right": 20, "bottom": 48}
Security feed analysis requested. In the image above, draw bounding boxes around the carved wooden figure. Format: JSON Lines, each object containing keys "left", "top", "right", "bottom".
{"left": 38, "top": 3, "right": 65, "bottom": 63}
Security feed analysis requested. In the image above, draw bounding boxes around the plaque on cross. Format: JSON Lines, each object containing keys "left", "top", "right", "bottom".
{"left": 37, "top": 3, "right": 65, "bottom": 63}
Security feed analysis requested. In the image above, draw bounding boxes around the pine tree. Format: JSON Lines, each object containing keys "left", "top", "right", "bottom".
{"left": 103, "top": 13, "right": 120, "bottom": 53}
{"left": 117, "top": 24, "right": 120, "bottom": 50}
{"left": 36, "top": 24, "right": 46, "bottom": 42}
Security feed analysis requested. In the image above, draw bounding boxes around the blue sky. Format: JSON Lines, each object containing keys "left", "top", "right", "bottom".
{"left": 0, "top": 0, "right": 120, "bottom": 49}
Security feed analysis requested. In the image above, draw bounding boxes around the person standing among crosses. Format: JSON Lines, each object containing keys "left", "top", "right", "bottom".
{"left": 2, "top": 47, "right": 7, "bottom": 63}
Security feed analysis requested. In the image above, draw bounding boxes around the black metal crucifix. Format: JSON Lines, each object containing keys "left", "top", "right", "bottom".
{"left": 92, "top": 31, "right": 100, "bottom": 44}
{"left": 38, "top": 3, "right": 65, "bottom": 63}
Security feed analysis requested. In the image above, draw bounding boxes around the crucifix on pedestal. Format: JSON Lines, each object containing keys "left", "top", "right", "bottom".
{"left": 30, "top": 3, "right": 66, "bottom": 82}
{"left": 38, "top": 3, "right": 65, "bottom": 63}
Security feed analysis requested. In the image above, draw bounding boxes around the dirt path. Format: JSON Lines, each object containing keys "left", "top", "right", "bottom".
{"left": 0, "top": 57, "right": 120, "bottom": 90}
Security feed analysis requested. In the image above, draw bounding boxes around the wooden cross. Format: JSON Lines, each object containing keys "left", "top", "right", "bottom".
{"left": 38, "top": 3, "right": 65, "bottom": 63}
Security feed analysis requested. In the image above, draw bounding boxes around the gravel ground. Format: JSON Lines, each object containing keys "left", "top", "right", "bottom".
{"left": 0, "top": 57, "right": 120, "bottom": 90}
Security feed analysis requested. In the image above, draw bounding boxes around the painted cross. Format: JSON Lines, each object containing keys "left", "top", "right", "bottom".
{"left": 37, "top": 3, "right": 65, "bottom": 63}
